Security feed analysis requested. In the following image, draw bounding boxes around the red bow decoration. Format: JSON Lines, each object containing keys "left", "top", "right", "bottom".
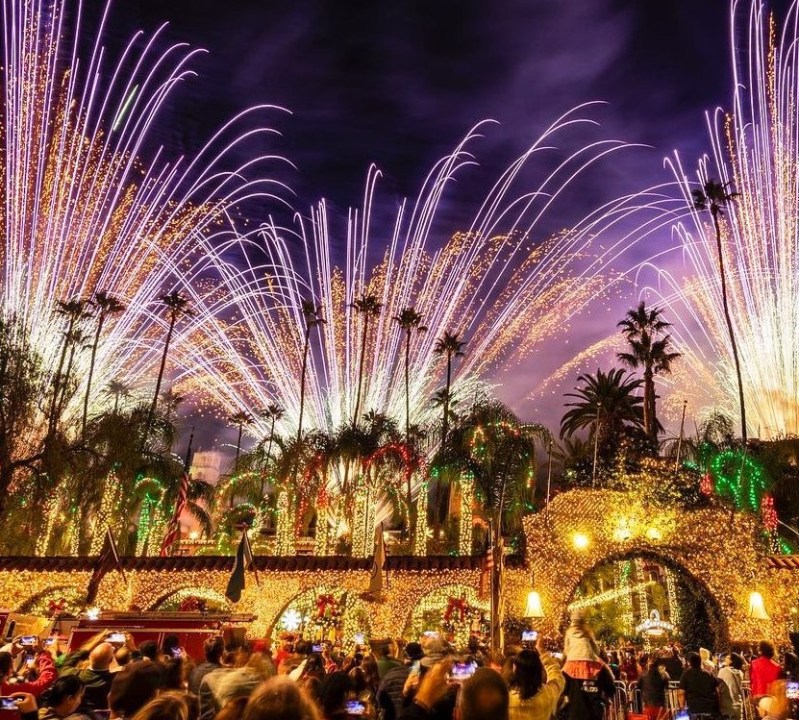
{"left": 48, "top": 598, "right": 67, "bottom": 617}
{"left": 444, "top": 596, "right": 469, "bottom": 622}
{"left": 316, "top": 594, "right": 337, "bottom": 618}
{"left": 700, "top": 473, "right": 713, "bottom": 496}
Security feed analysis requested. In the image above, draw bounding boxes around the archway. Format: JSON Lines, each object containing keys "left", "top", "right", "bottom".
{"left": 519, "top": 489, "right": 775, "bottom": 643}
{"left": 149, "top": 587, "right": 231, "bottom": 613}
{"left": 404, "top": 583, "right": 489, "bottom": 650}
{"left": 563, "top": 551, "right": 728, "bottom": 651}
{"left": 269, "top": 587, "right": 371, "bottom": 646}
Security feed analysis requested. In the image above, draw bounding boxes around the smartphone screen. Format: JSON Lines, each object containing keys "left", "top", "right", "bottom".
{"left": 787, "top": 681, "right": 799, "bottom": 700}
{"left": 312, "top": 644, "right": 323, "bottom": 653}
{"left": 107, "top": 633, "right": 126, "bottom": 644}
{"left": 450, "top": 662, "right": 477, "bottom": 681}
{"left": 19, "top": 636, "right": 37, "bottom": 647}
{"left": 0, "top": 697, "right": 19, "bottom": 711}
{"left": 521, "top": 630, "right": 538, "bottom": 642}
{"left": 345, "top": 700, "right": 366, "bottom": 715}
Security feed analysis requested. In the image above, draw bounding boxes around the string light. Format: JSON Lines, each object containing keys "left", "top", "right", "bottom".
{"left": 459, "top": 471, "right": 474, "bottom": 555}
{"left": 0, "top": 488, "right": 794, "bottom": 646}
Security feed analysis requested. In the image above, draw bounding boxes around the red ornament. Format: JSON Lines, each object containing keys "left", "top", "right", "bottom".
{"left": 761, "top": 493, "right": 778, "bottom": 532}
{"left": 444, "top": 596, "right": 469, "bottom": 622}
{"left": 316, "top": 594, "right": 338, "bottom": 618}
{"left": 700, "top": 473, "right": 713, "bottom": 496}
{"left": 48, "top": 598, "right": 66, "bottom": 617}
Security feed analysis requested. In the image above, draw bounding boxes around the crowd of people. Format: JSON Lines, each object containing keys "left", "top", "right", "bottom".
{"left": 0, "top": 612, "right": 796, "bottom": 720}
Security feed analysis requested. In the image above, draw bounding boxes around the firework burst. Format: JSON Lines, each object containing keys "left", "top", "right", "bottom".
{"left": 0, "top": 0, "right": 290, "bottom": 431}
{"left": 179, "top": 110, "right": 649, "bottom": 456}
{"left": 640, "top": 0, "right": 799, "bottom": 438}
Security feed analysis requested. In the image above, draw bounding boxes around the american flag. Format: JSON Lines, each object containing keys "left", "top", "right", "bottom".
{"left": 160, "top": 470, "right": 189, "bottom": 557}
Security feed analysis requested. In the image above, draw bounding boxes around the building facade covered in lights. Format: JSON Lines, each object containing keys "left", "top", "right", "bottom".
{"left": 0, "top": 490, "right": 795, "bottom": 646}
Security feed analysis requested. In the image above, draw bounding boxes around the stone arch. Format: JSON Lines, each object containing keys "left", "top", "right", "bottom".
{"left": 17, "top": 586, "right": 86, "bottom": 616}
{"left": 561, "top": 549, "right": 729, "bottom": 649}
{"left": 404, "top": 583, "right": 489, "bottom": 649}
{"left": 268, "top": 586, "right": 371, "bottom": 646}
{"left": 516, "top": 489, "right": 778, "bottom": 643}
{"left": 148, "top": 586, "right": 231, "bottom": 612}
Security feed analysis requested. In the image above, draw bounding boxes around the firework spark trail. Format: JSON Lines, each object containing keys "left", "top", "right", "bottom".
{"left": 634, "top": 0, "right": 799, "bottom": 438}
{"left": 0, "top": 0, "right": 292, "bottom": 429}
{"left": 174, "top": 107, "right": 670, "bottom": 470}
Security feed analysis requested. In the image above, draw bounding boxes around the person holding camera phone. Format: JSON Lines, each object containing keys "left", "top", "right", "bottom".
{"left": 0, "top": 638, "right": 56, "bottom": 699}
{"left": 508, "top": 634, "right": 564, "bottom": 720}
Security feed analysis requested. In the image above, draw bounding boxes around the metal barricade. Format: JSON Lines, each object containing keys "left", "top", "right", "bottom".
{"left": 605, "top": 682, "right": 629, "bottom": 720}
{"left": 628, "top": 680, "right": 642, "bottom": 714}
{"left": 741, "top": 682, "right": 755, "bottom": 720}
{"left": 665, "top": 681, "right": 682, "bottom": 716}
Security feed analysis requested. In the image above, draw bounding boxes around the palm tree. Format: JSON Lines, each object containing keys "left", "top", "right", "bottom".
{"left": 351, "top": 293, "right": 382, "bottom": 425}
{"left": 48, "top": 298, "right": 90, "bottom": 433}
{"left": 146, "top": 291, "right": 193, "bottom": 440}
{"left": 261, "top": 404, "right": 284, "bottom": 465}
{"left": 297, "top": 301, "right": 325, "bottom": 442}
{"left": 692, "top": 179, "right": 747, "bottom": 444}
{"left": 82, "top": 291, "right": 125, "bottom": 435}
{"left": 560, "top": 368, "right": 645, "bottom": 447}
{"left": 433, "top": 332, "right": 466, "bottom": 446}
{"left": 229, "top": 410, "right": 254, "bottom": 473}
{"left": 105, "top": 379, "right": 132, "bottom": 414}
{"left": 393, "top": 307, "right": 427, "bottom": 509}
{"left": 617, "top": 302, "right": 681, "bottom": 446}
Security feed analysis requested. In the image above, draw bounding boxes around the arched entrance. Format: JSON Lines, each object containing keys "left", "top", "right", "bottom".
{"left": 150, "top": 587, "right": 231, "bottom": 612}
{"left": 269, "top": 587, "right": 371, "bottom": 646}
{"left": 404, "top": 584, "right": 489, "bottom": 650}
{"left": 564, "top": 551, "right": 728, "bottom": 651}
{"left": 518, "top": 489, "right": 778, "bottom": 643}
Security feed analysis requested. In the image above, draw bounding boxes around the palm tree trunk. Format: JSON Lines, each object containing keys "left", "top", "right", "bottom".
{"left": 297, "top": 330, "right": 310, "bottom": 442}
{"left": 433, "top": 354, "right": 454, "bottom": 539}
{"left": 55, "top": 334, "right": 80, "bottom": 425}
{"left": 48, "top": 318, "right": 75, "bottom": 434}
{"left": 235, "top": 422, "right": 243, "bottom": 473}
{"left": 353, "top": 318, "right": 369, "bottom": 424}
{"left": 643, "top": 366, "right": 655, "bottom": 444}
{"left": 262, "top": 416, "right": 276, "bottom": 497}
{"left": 146, "top": 311, "right": 177, "bottom": 437}
{"left": 713, "top": 212, "right": 748, "bottom": 444}
{"left": 442, "top": 354, "right": 452, "bottom": 446}
{"left": 405, "top": 329, "right": 412, "bottom": 512}
{"left": 82, "top": 315, "right": 105, "bottom": 436}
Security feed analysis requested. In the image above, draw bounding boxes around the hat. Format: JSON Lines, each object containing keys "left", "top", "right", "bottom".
{"left": 405, "top": 642, "right": 424, "bottom": 661}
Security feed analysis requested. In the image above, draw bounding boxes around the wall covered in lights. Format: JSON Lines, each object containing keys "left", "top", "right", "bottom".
{"left": 519, "top": 490, "right": 794, "bottom": 644}
{"left": 0, "top": 490, "right": 794, "bottom": 646}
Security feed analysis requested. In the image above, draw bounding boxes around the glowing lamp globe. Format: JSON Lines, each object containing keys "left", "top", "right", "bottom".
{"left": 85, "top": 607, "right": 101, "bottom": 621}
{"left": 747, "top": 592, "right": 769, "bottom": 620}
{"left": 524, "top": 590, "right": 544, "bottom": 619}
{"left": 573, "top": 533, "right": 590, "bottom": 550}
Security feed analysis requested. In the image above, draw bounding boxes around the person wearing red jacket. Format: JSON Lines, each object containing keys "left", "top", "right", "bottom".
{"left": 750, "top": 641, "right": 783, "bottom": 699}
{"left": 0, "top": 647, "right": 57, "bottom": 697}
